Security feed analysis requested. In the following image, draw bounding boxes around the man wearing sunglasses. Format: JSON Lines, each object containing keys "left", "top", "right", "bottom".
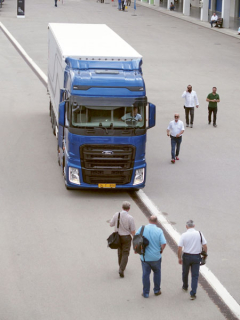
{"left": 167, "top": 114, "right": 185, "bottom": 164}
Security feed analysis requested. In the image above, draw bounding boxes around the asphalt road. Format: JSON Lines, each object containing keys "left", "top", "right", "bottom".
{"left": 0, "top": 0, "right": 239, "bottom": 318}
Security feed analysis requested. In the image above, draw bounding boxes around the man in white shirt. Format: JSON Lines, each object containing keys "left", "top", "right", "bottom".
{"left": 167, "top": 114, "right": 184, "bottom": 164}
{"left": 178, "top": 220, "right": 207, "bottom": 300}
{"left": 210, "top": 12, "right": 218, "bottom": 27}
{"left": 182, "top": 85, "right": 199, "bottom": 128}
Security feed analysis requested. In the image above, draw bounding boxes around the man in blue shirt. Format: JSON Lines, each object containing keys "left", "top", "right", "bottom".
{"left": 135, "top": 216, "right": 167, "bottom": 298}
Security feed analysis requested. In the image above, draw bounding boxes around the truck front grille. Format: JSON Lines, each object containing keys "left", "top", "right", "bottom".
{"left": 80, "top": 144, "right": 135, "bottom": 185}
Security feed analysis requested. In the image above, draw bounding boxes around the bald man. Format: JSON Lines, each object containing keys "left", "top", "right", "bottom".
{"left": 135, "top": 216, "right": 166, "bottom": 298}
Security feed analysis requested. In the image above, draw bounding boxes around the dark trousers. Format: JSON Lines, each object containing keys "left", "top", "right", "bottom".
{"left": 141, "top": 259, "right": 161, "bottom": 296}
{"left": 170, "top": 136, "right": 182, "bottom": 160}
{"left": 118, "top": 235, "right": 132, "bottom": 271}
{"left": 121, "top": 1, "right": 125, "bottom": 10}
{"left": 210, "top": 20, "right": 217, "bottom": 27}
{"left": 55, "top": 0, "right": 57, "bottom": 6}
{"left": 208, "top": 106, "right": 217, "bottom": 125}
{"left": 101, "top": 0, "right": 104, "bottom": 2}
{"left": 182, "top": 253, "right": 201, "bottom": 296}
{"left": 185, "top": 107, "right": 194, "bottom": 125}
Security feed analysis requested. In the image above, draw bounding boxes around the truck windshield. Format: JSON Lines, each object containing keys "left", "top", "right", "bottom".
{"left": 70, "top": 98, "right": 146, "bottom": 129}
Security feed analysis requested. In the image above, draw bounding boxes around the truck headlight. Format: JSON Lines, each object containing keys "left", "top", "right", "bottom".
{"left": 69, "top": 167, "right": 80, "bottom": 185}
{"left": 133, "top": 168, "right": 145, "bottom": 185}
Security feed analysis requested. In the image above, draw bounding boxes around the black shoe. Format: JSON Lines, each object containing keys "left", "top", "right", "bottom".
{"left": 208, "top": 122, "right": 211, "bottom": 125}
{"left": 190, "top": 295, "right": 196, "bottom": 300}
{"left": 119, "top": 270, "right": 124, "bottom": 278}
{"left": 154, "top": 291, "right": 161, "bottom": 296}
{"left": 190, "top": 124, "right": 193, "bottom": 128}
{"left": 182, "top": 286, "right": 188, "bottom": 292}
{"left": 213, "top": 124, "right": 217, "bottom": 127}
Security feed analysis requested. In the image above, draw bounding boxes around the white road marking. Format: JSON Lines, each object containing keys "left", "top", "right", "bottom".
{"left": 1, "top": 21, "right": 240, "bottom": 320}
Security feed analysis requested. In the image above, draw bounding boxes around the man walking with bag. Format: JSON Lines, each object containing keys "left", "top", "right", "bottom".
{"left": 178, "top": 220, "right": 207, "bottom": 300}
{"left": 135, "top": 216, "right": 166, "bottom": 298}
{"left": 110, "top": 201, "right": 136, "bottom": 278}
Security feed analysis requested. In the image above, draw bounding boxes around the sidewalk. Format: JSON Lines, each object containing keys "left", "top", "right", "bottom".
{"left": 137, "top": 1, "right": 240, "bottom": 39}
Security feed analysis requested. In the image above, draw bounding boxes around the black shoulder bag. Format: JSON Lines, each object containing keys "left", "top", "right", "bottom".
{"left": 107, "top": 213, "right": 121, "bottom": 249}
{"left": 199, "top": 231, "right": 208, "bottom": 266}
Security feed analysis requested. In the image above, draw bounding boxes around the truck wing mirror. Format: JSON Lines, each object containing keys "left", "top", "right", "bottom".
{"left": 59, "top": 101, "right": 65, "bottom": 127}
{"left": 148, "top": 103, "right": 156, "bottom": 129}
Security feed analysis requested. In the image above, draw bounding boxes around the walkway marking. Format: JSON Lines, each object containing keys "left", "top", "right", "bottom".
{"left": 1, "top": 20, "right": 240, "bottom": 320}
{"left": 0, "top": 22, "right": 48, "bottom": 87}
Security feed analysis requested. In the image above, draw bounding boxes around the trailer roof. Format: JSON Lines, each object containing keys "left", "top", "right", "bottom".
{"left": 48, "top": 23, "right": 142, "bottom": 60}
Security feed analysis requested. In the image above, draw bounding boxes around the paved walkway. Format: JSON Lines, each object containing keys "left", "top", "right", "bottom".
{"left": 137, "top": 1, "right": 240, "bottom": 39}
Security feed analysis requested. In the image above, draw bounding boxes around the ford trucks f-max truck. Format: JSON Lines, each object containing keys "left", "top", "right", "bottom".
{"left": 48, "top": 23, "right": 156, "bottom": 190}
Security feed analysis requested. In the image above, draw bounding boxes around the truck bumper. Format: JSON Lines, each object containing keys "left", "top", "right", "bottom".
{"left": 65, "top": 162, "right": 146, "bottom": 190}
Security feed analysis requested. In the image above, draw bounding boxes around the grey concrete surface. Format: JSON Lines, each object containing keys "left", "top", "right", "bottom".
{"left": 0, "top": 0, "right": 239, "bottom": 318}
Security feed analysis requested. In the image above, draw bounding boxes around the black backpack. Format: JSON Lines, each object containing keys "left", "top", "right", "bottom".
{"left": 133, "top": 226, "right": 149, "bottom": 259}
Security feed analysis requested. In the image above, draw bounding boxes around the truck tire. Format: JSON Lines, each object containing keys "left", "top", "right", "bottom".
{"left": 57, "top": 146, "right": 60, "bottom": 166}
{"left": 52, "top": 116, "right": 56, "bottom": 136}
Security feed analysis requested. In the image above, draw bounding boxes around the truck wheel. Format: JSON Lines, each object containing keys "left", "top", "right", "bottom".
{"left": 52, "top": 117, "right": 56, "bottom": 136}
{"left": 57, "top": 147, "right": 60, "bottom": 166}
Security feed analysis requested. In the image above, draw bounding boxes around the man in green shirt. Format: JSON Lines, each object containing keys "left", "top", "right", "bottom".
{"left": 206, "top": 87, "right": 220, "bottom": 127}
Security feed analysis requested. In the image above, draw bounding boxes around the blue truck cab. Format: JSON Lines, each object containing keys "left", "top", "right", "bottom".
{"left": 48, "top": 23, "right": 156, "bottom": 190}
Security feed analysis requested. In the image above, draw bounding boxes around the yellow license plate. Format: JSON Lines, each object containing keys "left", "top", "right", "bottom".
{"left": 98, "top": 183, "right": 116, "bottom": 188}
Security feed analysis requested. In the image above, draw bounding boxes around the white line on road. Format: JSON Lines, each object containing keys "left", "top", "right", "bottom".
{"left": 1, "top": 21, "right": 240, "bottom": 320}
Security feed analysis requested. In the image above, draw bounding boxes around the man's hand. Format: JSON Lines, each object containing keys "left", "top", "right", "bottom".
{"left": 178, "top": 258, "right": 182, "bottom": 265}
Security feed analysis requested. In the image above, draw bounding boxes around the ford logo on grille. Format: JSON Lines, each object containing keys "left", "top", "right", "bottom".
{"left": 102, "top": 151, "right": 114, "bottom": 155}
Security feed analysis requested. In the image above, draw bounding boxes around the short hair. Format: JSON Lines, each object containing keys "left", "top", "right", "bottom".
{"left": 149, "top": 215, "right": 158, "bottom": 223}
{"left": 122, "top": 201, "right": 131, "bottom": 210}
{"left": 186, "top": 220, "right": 195, "bottom": 227}
{"left": 187, "top": 84, "right": 192, "bottom": 88}
{"left": 212, "top": 86, "right": 217, "bottom": 89}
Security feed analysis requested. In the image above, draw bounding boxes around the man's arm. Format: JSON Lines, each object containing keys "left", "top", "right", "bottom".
{"left": 161, "top": 244, "right": 166, "bottom": 253}
{"left": 167, "top": 129, "right": 170, "bottom": 136}
{"left": 182, "top": 91, "right": 186, "bottom": 98}
{"left": 176, "top": 130, "right": 184, "bottom": 137}
{"left": 202, "top": 244, "right": 207, "bottom": 253}
{"left": 178, "top": 246, "right": 183, "bottom": 264}
{"left": 109, "top": 214, "right": 116, "bottom": 227}
{"left": 195, "top": 92, "right": 199, "bottom": 108}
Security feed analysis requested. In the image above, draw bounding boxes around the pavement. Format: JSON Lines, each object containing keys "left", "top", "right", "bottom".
{"left": 0, "top": 0, "right": 240, "bottom": 319}
{"left": 137, "top": 1, "right": 240, "bottom": 39}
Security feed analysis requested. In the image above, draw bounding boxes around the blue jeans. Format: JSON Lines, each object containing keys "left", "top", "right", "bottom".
{"left": 182, "top": 253, "right": 201, "bottom": 296}
{"left": 141, "top": 259, "right": 161, "bottom": 296}
{"left": 171, "top": 136, "right": 182, "bottom": 160}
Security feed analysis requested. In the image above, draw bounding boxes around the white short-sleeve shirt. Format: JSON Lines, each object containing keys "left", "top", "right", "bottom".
{"left": 167, "top": 120, "right": 184, "bottom": 137}
{"left": 182, "top": 90, "right": 199, "bottom": 108}
{"left": 178, "top": 228, "right": 207, "bottom": 254}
